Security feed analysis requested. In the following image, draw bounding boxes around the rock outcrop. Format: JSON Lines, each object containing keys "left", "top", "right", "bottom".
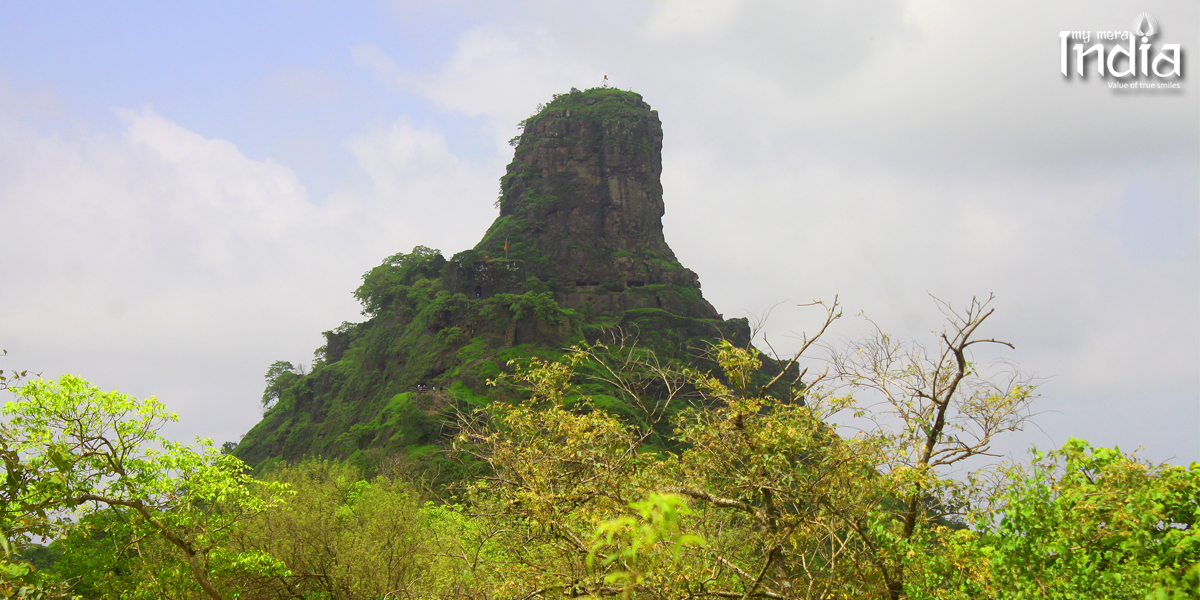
{"left": 450, "top": 87, "right": 721, "bottom": 320}
{"left": 234, "top": 87, "right": 754, "bottom": 469}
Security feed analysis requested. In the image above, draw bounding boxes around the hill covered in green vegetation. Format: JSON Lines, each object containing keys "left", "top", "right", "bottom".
{"left": 234, "top": 87, "right": 762, "bottom": 470}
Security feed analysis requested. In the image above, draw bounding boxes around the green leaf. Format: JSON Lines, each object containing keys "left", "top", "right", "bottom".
{"left": 0, "top": 561, "right": 30, "bottom": 579}
{"left": 49, "top": 448, "right": 73, "bottom": 473}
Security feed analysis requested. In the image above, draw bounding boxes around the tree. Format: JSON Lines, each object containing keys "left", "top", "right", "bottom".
{"left": 454, "top": 349, "right": 667, "bottom": 597}
{"left": 672, "top": 339, "right": 887, "bottom": 598}
{"left": 978, "top": 439, "right": 1200, "bottom": 599}
{"left": 829, "top": 295, "right": 1037, "bottom": 599}
{"left": 2, "top": 375, "right": 290, "bottom": 600}
{"left": 354, "top": 246, "right": 447, "bottom": 316}
{"left": 453, "top": 311, "right": 882, "bottom": 599}
{"left": 588, "top": 493, "right": 705, "bottom": 599}
{"left": 261, "top": 360, "right": 298, "bottom": 412}
{"left": 455, "top": 296, "right": 1044, "bottom": 599}
{"left": 0, "top": 351, "right": 70, "bottom": 599}
{"left": 229, "top": 460, "right": 455, "bottom": 600}
{"left": 0, "top": 350, "right": 29, "bottom": 393}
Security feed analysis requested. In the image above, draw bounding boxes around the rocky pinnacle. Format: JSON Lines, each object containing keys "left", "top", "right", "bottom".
{"left": 473, "top": 87, "right": 717, "bottom": 318}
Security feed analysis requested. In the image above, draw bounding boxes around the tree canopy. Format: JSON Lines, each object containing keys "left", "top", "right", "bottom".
{"left": 2, "top": 297, "right": 1196, "bottom": 599}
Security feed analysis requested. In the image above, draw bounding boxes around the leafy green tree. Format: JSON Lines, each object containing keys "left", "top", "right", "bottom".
{"left": 46, "top": 509, "right": 145, "bottom": 599}
{"left": 978, "top": 439, "right": 1200, "bottom": 599}
{"left": 0, "top": 350, "right": 29, "bottom": 394}
{"left": 456, "top": 297, "right": 1049, "bottom": 599}
{"left": 354, "top": 246, "right": 447, "bottom": 316}
{"left": 456, "top": 332, "right": 883, "bottom": 599}
{"left": 1148, "top": 563, "right": 1200, "bottom": 600}
{"left": 2, "top": 375, "right": 290, "bottom": 600}
{"left": 261, "top": 360, "right": 297, "bottom": 412}
{"left": 229, "top": 460, "right": 486, "bottom": 599}
{"left": 454, "top": 348, "right": 687, "bottom": 598}
{"left": 589, "top": 493, "right": 705, "bottom": 599}
{"left": 673, "top": 341, "right": 889, "bottom": 598}
{"left": 0, "top": 352, "right": 74, "bottom": 599}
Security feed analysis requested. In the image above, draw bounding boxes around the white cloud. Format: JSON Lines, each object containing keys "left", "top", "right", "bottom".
{"left": 356, "top": 27, "right": 601, "bottom": 149}
{"left": 497, "top": 0, "right": 1196, "bottom": 172}
{"left": 327, "top": 116, "right": 500, "bottom": 256}
{"left": 0, "top": 107, "right": 325, "bottom": 438}
{"left": 119, "top": 107, "right": 312, "bottom": 241}
{"left": 0, "top": 0, "right": 1194, "bottom": 464}
{"left": 655, "top": 141, "right": 1196, "bottom": 460}
{"left": 345, "top": 5, "right": 1197, "bottom": 460}
{"left": 0, "top": 103, "right": 502, "bottom": 444}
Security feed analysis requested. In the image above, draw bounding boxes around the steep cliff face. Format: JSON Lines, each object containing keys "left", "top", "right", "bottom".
{"left": 457, "top": 87, "right": 719, "bottom": 319}
{"left": 485, "top": 90, "right": 692, "bottom": 281}
{"left": 235, "top": 87, "right": 752, "bottom": 469}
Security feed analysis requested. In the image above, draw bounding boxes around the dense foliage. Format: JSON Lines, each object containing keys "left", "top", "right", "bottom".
{"left": 0, "top": 375, "right": 289, "bottom": 599}
{"left": 235, "top": 244, "right": 747, "bottom": 471}
{"left": 978, "top": 439, "right": 1200, "bottom": 598}
{"left": 1, "top": 297, "right": 1196, "bottom": 599}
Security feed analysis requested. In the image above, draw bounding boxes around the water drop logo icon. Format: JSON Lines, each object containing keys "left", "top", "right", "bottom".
{"left": 1133, "top": 13, "right": 1157, "bottom": 37}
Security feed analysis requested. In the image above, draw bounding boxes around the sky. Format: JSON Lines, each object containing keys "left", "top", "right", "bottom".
{"left": 0, "top": 0, "right": 1196, "bottom": 465}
